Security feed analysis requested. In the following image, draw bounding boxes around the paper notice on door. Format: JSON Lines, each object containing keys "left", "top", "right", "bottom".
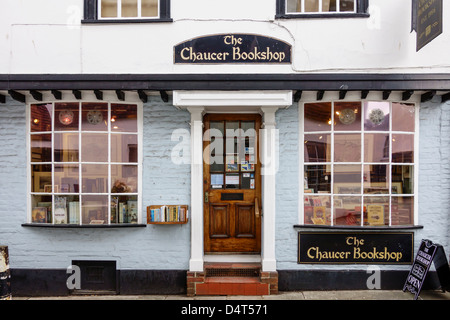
{"left": 225, "top": 174, "right": 239, "bottom": 185}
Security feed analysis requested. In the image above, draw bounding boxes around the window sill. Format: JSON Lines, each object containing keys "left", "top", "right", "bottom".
{"left": 81, "top": 18, "right": 173, "bottom": 24}
{"left": 275, "top": 13, "right": 369, "bottom": 19}
{"left": 294, "top": 224, "right": 424, "bottom": 231}
{"left": 22, "top": 223, "right": 146, "bottom": 228}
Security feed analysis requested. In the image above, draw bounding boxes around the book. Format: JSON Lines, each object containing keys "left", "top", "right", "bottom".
{"left": 54, "top": 196, "right": 67, "bottom": 224}
{"left": 128, "top": 200, "right": 137, "bottom": 223}
{"left": 32, "top": 207, "right": 47, "bottom": 223}
{"left": 69, "top": 201, "right": 80, "bottom": 224}
{"left": 111, "top": 197, "right": 118, "bottom": 223}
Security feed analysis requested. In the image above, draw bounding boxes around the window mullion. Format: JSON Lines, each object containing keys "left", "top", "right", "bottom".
{"left": 117, "top": 0, "right": 122, "bottom": 18}
{"left": 137, "top": 0, "right": 142, "bottom": 17}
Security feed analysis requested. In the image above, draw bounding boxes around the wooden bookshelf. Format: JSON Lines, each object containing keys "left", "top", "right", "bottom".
{"left": 147, "top": 205, "right": 189, "bottom": 224}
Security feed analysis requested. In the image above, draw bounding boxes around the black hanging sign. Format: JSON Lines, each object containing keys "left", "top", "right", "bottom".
{"left": 403, "top": 239, "right": 450, "bottom": 300}
{"left": 414, "top": 0, "right": 443, "bottom": 51}
{"left": 174, "top": 34, "right": 292, "bottom": 64}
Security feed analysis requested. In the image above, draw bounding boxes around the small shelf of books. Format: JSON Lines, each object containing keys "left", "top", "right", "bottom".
{"left": 147, "top": 205, "right": 189, "bottom": 224}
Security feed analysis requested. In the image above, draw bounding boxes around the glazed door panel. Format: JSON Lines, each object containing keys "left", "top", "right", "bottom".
{"left": 203, "top": 114, "right": 261, "bottom": 253}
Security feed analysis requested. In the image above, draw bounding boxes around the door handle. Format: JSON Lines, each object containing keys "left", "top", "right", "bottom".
{"left": 255, "top": 198, "right": 260, "bottom": 218}
{"left": 205, "top": 191, "right": 209, "bottom": 203}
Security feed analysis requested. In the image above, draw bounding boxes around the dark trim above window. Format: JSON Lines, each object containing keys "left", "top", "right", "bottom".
{"left": 82, "top": 0, "right": 172, "bottom": 24}
{"left": 276, "top": 0, "right": 369, "bottom": 19}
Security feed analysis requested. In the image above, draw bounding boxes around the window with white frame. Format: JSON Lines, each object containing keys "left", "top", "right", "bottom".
{"left": 301, "top": 101, "right": 417, "bottom": 227}
{"left": 276, "top": 0, "right": 369, "bottom": 17}
{"left": 82, "top": 0, "right": 171, "bottom": 22}
{"left": 29, "top": 101, "right": 142, "bottom": 225}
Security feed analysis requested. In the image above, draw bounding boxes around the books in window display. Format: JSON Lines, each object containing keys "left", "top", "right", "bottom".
{"left": 111, "top": 197, "right": 138, "bottom": 224}
{"left": 54, "top": 196, "right": 67, "bottom": 224}
{"left": 147, "top": 205, "right": 188, "bottom": 224}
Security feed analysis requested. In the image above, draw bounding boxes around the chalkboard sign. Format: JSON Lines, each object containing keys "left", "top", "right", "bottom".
{"left": 403, "top": 239, "right": 450, "bottom": 300}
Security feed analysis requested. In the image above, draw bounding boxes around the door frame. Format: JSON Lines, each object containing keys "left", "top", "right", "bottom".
{"left": 173, "top": 90, "right": 293, "bottom": 272}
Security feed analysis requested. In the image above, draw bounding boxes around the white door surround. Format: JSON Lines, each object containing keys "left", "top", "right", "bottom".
{"left": 173, "top": 90, "right": 293, "bottom": 272}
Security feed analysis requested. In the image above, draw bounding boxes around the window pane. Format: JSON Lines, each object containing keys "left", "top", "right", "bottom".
{"left": 304, "top": 102, "right": 331, "bottom": 132}
{"left": 101, "top": 0, "right": 118, "bottom": 17}
{"left": 82, "top": 164, "right": 108, "bottom": 193}
{"left": 305, "top": 0, "right": 319, "bottom": 12}
{"left": 334, "top": 196, "right": 361, "bottom": 226}
{"left": 55, "top": 103, "right": 79, "bottom": 131}
{"left": 392, "top": 134, "right": 414, "bottom": 163}
{"left": 111, "top": 195, "right": 138, "bottom": 224}
{"left": 81, "top": 133, "right": 108, "bottom": 162}
{"left": 31, "top": 195, "right": 52, "bottom": 223}
{"left": 334, "top": 164, "right": 361, "bottom": 194}
{"left": 32, "top": 164, "right": 52, "bottom": 193}
{"left": 364, "top": 133, "right": 389, "bottom": 163}
{"left": 142, "top": 0, "right": 158, "bottom": 17}
{"left": 54, "top": 195, "right": 79, "bottom": 224}
{"left": 82, "top": 195, "right": 108, "bottom": 225}
{"left": 287, "top": 0, "right": 300, "bottom": 12}
{"left": 340, "top": 0, "right": 355, "bottom": 12}
{"left": 304, "top": 134, "right": 331, "bottom": 162}
{"left": 30, "top": 104, "right": 52, "bottom": 132}
{"left": 392, "top": 103, "right": 415, "bottom": 132}
{"left": 82, "top": 103, "right": 108, "bottom": 131}
{"left": 55, "top": 164, "right": 79, "bottom": 193}
{"left": 54, "top": 133, "right": 79, "bottom": 162}
{"left": 323, "top": 0, "right": 336, "bottom": 12}
{"left": 334, "top": 134, "right": 361, "bottom": 162}
{"left": 363, "top": 165, "right": 388, "bottom": 194}
{"left": 111, "top": 165, "right": 138, "bottom": 193}
{"left": 304, "top": 195, "right": 331, "bottom": 225}
{"left": 391, "top": 196, "right": 414, "bottom": 225}
{"left": 304, "top": 165, "right": 330, "bottom": 193}
{"left": 392, "top": 165, "right": 414, "bottom": 194}
{"left": 31, "top": 134, "right": 52, "bottom": 162}
{"left": 111, "top": 104, "right": 137, "bottom": 132}
{"left": 364, "top": 101, "right": 389, "bottom": 131}
{"left": 364, "top": 196, "right": 389, "bottom": 226}
{"left": 111, "top": 134, "right": 138, "bottom": 163}
{"left": 334, "top": 102, "right": 361, "bottom": 131}
{"left": 122, "top": 0, "right": 138, "bottom": 17}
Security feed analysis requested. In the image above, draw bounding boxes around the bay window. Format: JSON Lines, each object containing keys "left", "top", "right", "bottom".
{"left": 29, "top": 101, "right": 142, "bottom": 225}
{"left": 301, "top": 100, "right": 417, "bottom": 227}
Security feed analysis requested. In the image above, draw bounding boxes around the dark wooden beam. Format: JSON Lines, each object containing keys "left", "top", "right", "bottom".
{"left": 421, "top": 90, "right": 436, "bottom": 103}
{"left": 0, "top": 93, "right": 5, "bottom": 103}
{"left": 160, "top": 90, "right": 169, "bottom": 102}
{"left": 72, "top": 90, "right": 82, "bottom": 100}
{"left": 8, "top": 90, "right": 26, "bottom": 103}
{"left": 293, "top": 90, "right": 302, "bottom": 102}
{"left": 116, "top": 90, "right": 125, "bottom": 101}
{"left": 316, "top": 90, "right": 324, "bottom": 101}
{"left": 94, "top": 90, "right": 103, "bottom": 100}
{"left": 440, "top": 92, "right": 450, "bottom": 103}
{"left": 51, "top": 90, "right": 62, "bottom": 100}
{"left": 30, "top": 90, "right": 43, "bottom": 101}
{"left": 382, "top": 90, "right": 391, "bottom": 100}
{"left": 402, "top": 90, "right": 414, "bottom": 101}
{"left": 361, "top": 90, "right": 369, "bottom": 99}
{"left": 138, "top": 90, "right": 147, "bottom": 103}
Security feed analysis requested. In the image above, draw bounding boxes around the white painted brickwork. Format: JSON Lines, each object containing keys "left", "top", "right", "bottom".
{"left": 0, "top": 96, "right": 191, "bottom": 270}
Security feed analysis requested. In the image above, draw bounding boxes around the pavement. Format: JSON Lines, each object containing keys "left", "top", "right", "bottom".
{"left": 11, "top": 290, "right": 450, "bottom": 300}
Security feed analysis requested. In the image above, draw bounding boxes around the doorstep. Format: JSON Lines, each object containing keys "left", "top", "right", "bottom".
{"left": 187, "top": 263, "right": 278, "bottom": 296}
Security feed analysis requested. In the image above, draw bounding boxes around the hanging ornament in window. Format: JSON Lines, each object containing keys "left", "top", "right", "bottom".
{"left": 86, "top": 110, "right": 103, "bottom": 125}
{"left": 339, "top": 108, "right": 356, "bottom": 125}
{"left": 59, "top": 110, "right": 74, "bottom": 125}
{"left": 369, "top": 108, "right": 385, "bottom": 125}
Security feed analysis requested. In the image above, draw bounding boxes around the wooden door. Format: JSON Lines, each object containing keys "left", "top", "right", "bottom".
{"left": 203, "top": 114, "right": 261, "bottom": 253}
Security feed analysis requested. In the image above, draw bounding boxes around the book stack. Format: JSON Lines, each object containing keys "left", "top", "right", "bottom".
{"left": 147, "top": 205, "right": 188, "bottom": 223}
